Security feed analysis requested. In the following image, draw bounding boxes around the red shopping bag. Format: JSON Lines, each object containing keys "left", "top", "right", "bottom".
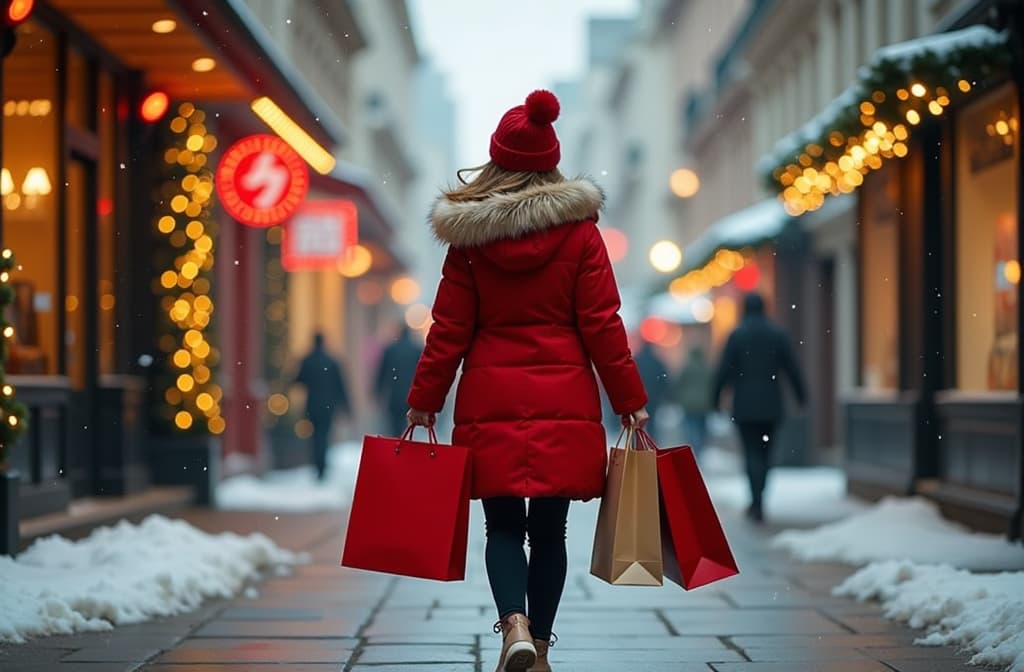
{"left": 341, "top": 427, "right": 471, "bottom": 581}
{"left": 639, "top": 431, "right": 739, "bottom": 590}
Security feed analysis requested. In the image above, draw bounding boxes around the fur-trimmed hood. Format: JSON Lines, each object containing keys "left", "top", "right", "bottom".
{"left": 430, "top": 177, "right": 604, "bottom": 248}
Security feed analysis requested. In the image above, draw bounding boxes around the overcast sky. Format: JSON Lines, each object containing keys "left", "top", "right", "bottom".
{"left": 407, "top": 0, "right": 639, "bottom": 168}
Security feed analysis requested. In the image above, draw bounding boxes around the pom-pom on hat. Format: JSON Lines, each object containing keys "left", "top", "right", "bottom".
{"left": 489, "top": 90, "right": 561, "bottom": 172}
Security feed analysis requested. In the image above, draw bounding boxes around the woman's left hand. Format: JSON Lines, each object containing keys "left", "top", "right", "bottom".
{"left": 407, "top": 408, "right": 436, "bottom": 427}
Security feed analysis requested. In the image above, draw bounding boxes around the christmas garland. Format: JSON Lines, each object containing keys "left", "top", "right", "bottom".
{"left": 0, "top": 249, "right": 28, "bottom": 467}
{"left": 759, "top": 25, "right": 1012, "bottom": 216}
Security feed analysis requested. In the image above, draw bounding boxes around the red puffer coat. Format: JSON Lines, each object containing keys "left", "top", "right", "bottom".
{"left": 407, "top": 178, "right": 647, "bottom": 500}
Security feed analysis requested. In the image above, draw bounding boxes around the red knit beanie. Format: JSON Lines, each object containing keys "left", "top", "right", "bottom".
{"left": 489, "top": 90, "right": 561, "bottom": 172}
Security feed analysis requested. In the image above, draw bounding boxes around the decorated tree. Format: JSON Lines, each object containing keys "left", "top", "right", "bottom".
{"left": 0, "top": 248, "right": 28, "bottom": 468}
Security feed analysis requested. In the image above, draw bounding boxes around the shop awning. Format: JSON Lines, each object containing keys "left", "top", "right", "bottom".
{"left": 46, "top": 0, "right": 349, "bottom": 148}
{"left": 758, "top": 24, "right": 1010, "bottom": 216}
{"left": 681, "top": 199, "right": 791, "bottom": 273}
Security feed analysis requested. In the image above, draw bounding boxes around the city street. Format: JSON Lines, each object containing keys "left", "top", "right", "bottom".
{"left": 0, "top": 495, "right": 981, "bottom": 671}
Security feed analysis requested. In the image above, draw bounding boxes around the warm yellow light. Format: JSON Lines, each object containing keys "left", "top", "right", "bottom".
{"left": 389, "top": 277, "right": 421, "bottom": 305}
{"left": 267, "top": 393, "right": 290, "bottom": 416}
{"left": 649, "top": 241, "right": 683, "bottom": 273}
{"left": 65, "top": 295, "right": 79, "bottom": 312}
{"left": 928, "top": 100, "right": 943, "bottom": 116}
{"left": 0, "top": 271, "right": 9, "bottom": 283}
{"left": 1005, "top": 260, "right": 1021, "bottom": 285}
{"left": 250, "top": 96, "right": 336, "bottom": 174}
{"left": 2, "top": 385, "right": 13, "bottom": 397}
{"left": 404, "top": 303, "right": 431, "bottom": 330}
{"left": 194, "top": 295, "right": 213, "bottom": 312}
{"left": 180, "top": 261, "right": 199, "bottom": 280}
{"left": 22, "top": 167, "right": 52, "bottom": 195}
{"left": 996, "top": 120, "right": 1010, "bottom": 136}
{"left": 1, "top": 169, "right": 13, "bottom": 196}
{"left": 158, "top": 216, "right": 176, "bottom": 234}
{"left": 185, "top": 220, "right": 204, "bottom": 239}
{"left": 893, "top": 124, "right": 909, "bottom": 141}
{"left": 669, "top": 168, "right": 700, "bottom": 199}
{"left": 174, "top": 411, "right": 193, "bottom": 430}
{"left": 910, "top": 83, "right": 927, "bottom": 97}
{"left": 191, "top": 58, "right": 216, "bottom": 73}
{"left": 958, "top": 79, "right": 972, "bottom": 92}
{"left": 893, "top": 143, "right": 909, "bottom": 158}
{"left": 170, "top": 195, "right": 189, "bottom": 212}
{"left": 3, "top": 325, "right": 15, "bottom": 338}
{"left": 906, "top": 110, "right": 921, "bottom": 125}
{"left": 896, "top": 88, "right": 910, "bottom": 101}
{"left": 184, "top": 329, "right": 203, "bottom": 348}
{"left": 100, "top": 293, "right": 117, "bottom": 310}
{"left": 172, "top": 349, "right": 190, "bottom": 368}
{"left": 208, "top": 416, "right": 226, "bottom": 434}
{"left": 859, "top": 101, "right": 875, "bottom": 116}
{"left": 151, "top": 19, "right": 177, "bottom": 33}
{"left": 295, "top": 418, "right": 314, "bottom": 439}
{"left": 7, "top": 415, "right": 18, "bottom": 427}
{"left": 177, "top": 374, "right": 195, "bottom": 392}
{"left": 197, "top": 393, "right": 215, "bottom": 412}
{"left": 337, "top": 245, "right": 373, "bottom": 278}
{"left": 195, "top": 235, "right": 213, "bottom": 253}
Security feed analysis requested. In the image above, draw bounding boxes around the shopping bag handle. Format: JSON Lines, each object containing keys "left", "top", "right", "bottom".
{"left": 613, "top": 426, "right": 654, "bottom": 451}
{"left": 395, "top": 425, "right": 439, "bottom": 457}
{"left": 634, "top": 429, "right": 659, "bottom": 451}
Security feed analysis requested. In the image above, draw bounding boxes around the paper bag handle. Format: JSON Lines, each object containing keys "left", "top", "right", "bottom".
{"left": 395, "top": 425, "right": 439, "bottom": 457}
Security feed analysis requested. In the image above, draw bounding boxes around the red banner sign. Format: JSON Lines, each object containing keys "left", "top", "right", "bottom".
{"left": 282, "top": 200, "right": 359, "bottom": 271}
{"left": 215, "top": 134, "right": 309, "bottom": 227}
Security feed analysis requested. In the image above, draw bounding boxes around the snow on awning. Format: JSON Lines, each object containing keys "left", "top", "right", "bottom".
{"left": 682, "top": 199, "right": 791, "bottom": 273}
{"left": 758, "top": 25, "right": 1011, "bottom": 217}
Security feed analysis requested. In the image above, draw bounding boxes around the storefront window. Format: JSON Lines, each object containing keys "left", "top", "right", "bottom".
{"left": 955, "top": 83, "right": 1020, "bottom": 392}
{"left": 3, "top": 20, "right": 59, "bottom": 375}
{"left": 859, "top": 162, "right": 901, "bottom": 390}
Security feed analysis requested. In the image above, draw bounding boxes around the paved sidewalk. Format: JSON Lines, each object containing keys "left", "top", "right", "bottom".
{"left": 1, "top": 493, "right": 985, "bottom": 672}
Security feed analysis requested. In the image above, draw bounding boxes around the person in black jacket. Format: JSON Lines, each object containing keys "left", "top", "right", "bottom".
{"left": 295, "top": 333, "right": 351, "bottom": 481}
{"left": 632, "top": 338, "right": 670, "bottom": 443}
{"left": 374, "top": 324, "right": 423, "bottom": 436}
{"left": 713, "top": 293, "right": 806, "bottom": 522}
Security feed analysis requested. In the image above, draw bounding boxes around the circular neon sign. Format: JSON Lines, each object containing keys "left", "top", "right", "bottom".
{"left": 215, "top": 134, "right": 309, "bottom": 227}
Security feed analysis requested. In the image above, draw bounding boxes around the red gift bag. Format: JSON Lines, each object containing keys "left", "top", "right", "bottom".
{"left": 639, "top": 431, "right": 739, "bottom": 590}
{"left": 341, "top": 427, "right": 471, "bottom": 581}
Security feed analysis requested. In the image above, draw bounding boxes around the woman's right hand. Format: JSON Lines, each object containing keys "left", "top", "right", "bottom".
{"left": 622, "top": 407, "right": 649, "bottom": 429}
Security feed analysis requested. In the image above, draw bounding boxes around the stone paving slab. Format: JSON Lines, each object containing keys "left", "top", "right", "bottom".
{"left": 2, "top": 492, "right": 988, "bottom": 671}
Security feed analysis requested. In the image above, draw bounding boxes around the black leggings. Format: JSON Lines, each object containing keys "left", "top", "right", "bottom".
{"left": 482, "top": 497, "right": 570, "bottom": 641}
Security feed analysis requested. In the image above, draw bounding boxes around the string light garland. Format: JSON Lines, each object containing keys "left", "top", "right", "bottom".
{"left": 0, "top": 248, "right": 28, "bottom": 465}
{"left": 760, "top": 26, "right": 1012, "bottom": 216}
{"left": 154, "top": 102, "right": 224, "bottom": 436}
{"left": 669, "top": 248, "right": 749, "bottom": 298}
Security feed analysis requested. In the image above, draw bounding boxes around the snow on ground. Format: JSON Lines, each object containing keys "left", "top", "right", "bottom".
{"left": 216, "top": 441, "right": 361, "bottom": 512}
{"left": 705, "top": 460, "right": 867, "bottom": 526}
{"left": 771, "top": 496, "right": 1024, "bottom": 571}
{"left": 0, "top": 515, "right": 303, "bottom": 643}
{"left": 836, "top": 561, "right": 1024, "bottom": 671}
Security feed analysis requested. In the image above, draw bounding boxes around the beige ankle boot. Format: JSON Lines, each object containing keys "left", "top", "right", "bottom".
{"left": 528, "top": 638, "right": 552, "bottom": 671}
{"left": 493, "top": 613, "right": 536, "bottom": 672}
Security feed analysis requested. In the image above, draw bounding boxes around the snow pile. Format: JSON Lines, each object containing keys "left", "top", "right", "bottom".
{"left": 216, "top": 442, "right": 360, "bottom": 512}
{"left": 0, "top": 515, "right": 304, "bottom": 643}
{"left": 707, "top": 466, "right": 866, "bottom": 526}
{"left": 771, "top": 496, "right": 1024, "bottom": 571}
{"left": 836, "top": 561, "right": 1024, "bottom": 671}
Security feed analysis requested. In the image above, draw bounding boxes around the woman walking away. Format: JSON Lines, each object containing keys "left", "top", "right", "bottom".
{"left": 406, "top": 90, "right": 649, "bottom": 672}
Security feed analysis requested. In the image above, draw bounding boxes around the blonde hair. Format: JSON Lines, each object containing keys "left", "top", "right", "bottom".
{"left": 444, "top": 162, "right": 564, "bottom": 203}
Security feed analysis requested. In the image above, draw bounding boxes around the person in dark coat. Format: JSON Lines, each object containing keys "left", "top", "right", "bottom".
{"left": 713, "top": 293, "right": 806, "bottom": 522}
{"left": 675, "top": 345, "right": 713, "bottom": 457}
{"left": 295, "top": 333, "right": 351, "bottom": 481}
{"left": 374, "top": 324, "right": 423, "bottom": 436}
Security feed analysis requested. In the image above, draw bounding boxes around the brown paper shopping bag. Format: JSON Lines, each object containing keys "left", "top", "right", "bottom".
{"left": 590, "top": 428, "right": 663, "bottom": 586}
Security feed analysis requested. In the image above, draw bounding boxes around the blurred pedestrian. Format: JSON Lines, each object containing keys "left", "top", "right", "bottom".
{"left": 675, "top": 345, "right": 713, "bottom": 457}
{"left": 374, "top": 323, "right": 423, "bottom": 436}
{"left": 406, "top": 90, "right": 649, "bottom": 672}
{"left": 295, "top": 333, "right": 351, "bottom": 481}
{"left": 712, "top": 293, "right": 806, "bottom": 523}
{"left": 631, "top": 337, "right": 669, "bottom": 442}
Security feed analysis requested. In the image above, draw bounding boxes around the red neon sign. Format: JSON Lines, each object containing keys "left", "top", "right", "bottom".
{"left": 215, "top": 134, "right": 309, "bottom": 227}
{"left": 282, "top": 200, "right": 359, "bottom": 271}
